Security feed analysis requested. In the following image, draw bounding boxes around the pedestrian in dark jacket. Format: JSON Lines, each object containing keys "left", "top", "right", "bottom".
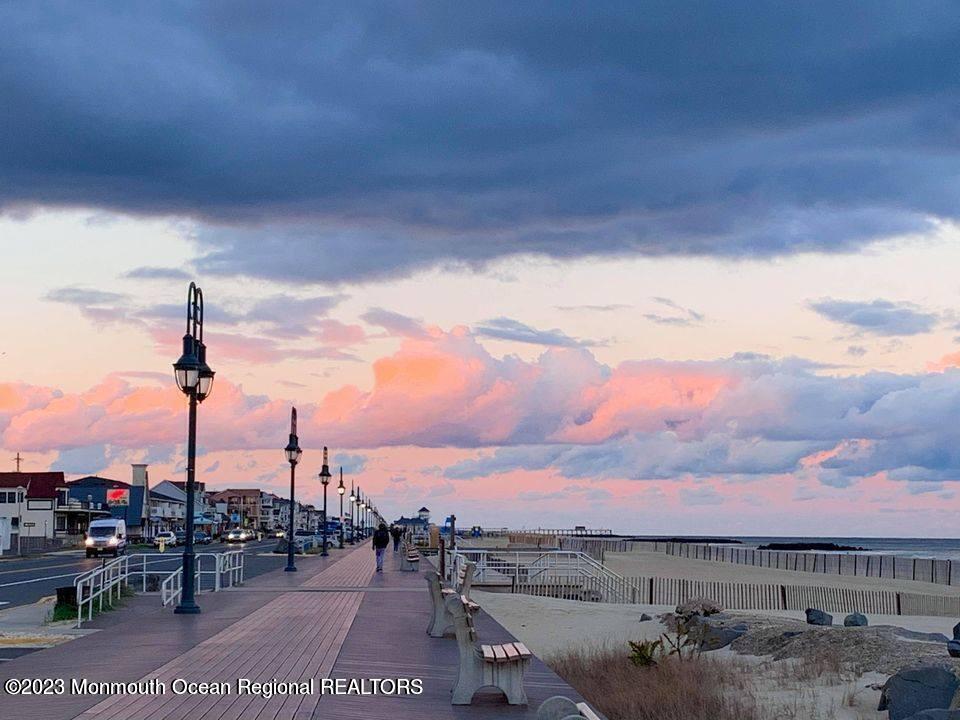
{"left": 372, "top": 523, "right": 390, "bottom": 572}
{"left": 390, "top": 525, "right": 402, "bottom": 552}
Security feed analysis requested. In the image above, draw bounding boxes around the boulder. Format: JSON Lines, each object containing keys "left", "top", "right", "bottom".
{"left": 844, "top": 612, "right": 868, "bottom": 627}
{"left": 953, "top": 622, "right": 960, "bottom": 641}
{"left": 903, "top": 711, "right": 960, "bottom": 720}
{"left": 947, "top": 640, "right": 960, "bottom": 659}
{"left": 805, "top": 608, "right": 833, "bottom": 626}
{"left": 686, "top": 615, "right": 748, "bottom": 651}
{"left": 676, "top": 597, "right": 723, "bottom": 618}
{"left": 639, "top": 613, "right": 652, "bottom": 622}
{"left": 877, "top": 666, "right": 960, "bottom": 720}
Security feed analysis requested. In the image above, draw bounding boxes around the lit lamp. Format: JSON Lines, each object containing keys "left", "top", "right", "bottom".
{"left": 337, "top": 470, "right": 345, "bottom": 549}
{"left": 319, "top": 447, "right": 331, "bottom": 557}
{"left": 348, "top": 483, "right": 356, "bottom": 544}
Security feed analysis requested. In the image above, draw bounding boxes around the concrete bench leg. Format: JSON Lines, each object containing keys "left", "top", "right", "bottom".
{"left": 451, "top": 657, "right": 529, "bottom": 705}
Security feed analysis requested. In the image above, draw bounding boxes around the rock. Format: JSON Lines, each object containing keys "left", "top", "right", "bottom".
{"left": 805, "top": 608, "right": 833, "bottom": 626}
{"left": 639, "top": 613, "right": 652, "bottom": 622}
{"left": 781, "top": 631, "right": 802, "bottom": 639}
{"left": 844, "top": 612, "right": 868, "bottom": 627}
{"left": 953, "top": 622, "right": 960, "bottom": 641}
{"left": 903, "top": 711, "right": 960, "bottom": 720}
{"left": 685, "top": 615, "right": 748, "bottom": 651}
{"left": 947, "top": 640, "right": 960, "bottom": 659}
{"left": 537, "top": 696, "right": 581, "bottom": 720}
{"left": 877, "top": 666, "right": 960, "bottom": 720}
{"left": 676, "top": 597, "right": 723, "bottom": 618}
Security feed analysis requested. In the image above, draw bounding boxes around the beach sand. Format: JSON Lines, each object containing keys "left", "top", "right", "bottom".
{"left": 474, "top": 590, "right": 958, "bottom": 719}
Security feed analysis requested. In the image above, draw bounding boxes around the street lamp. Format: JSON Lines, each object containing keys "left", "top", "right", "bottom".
{"left": 337, "top": 469, "right": 345, "bottom": 549}
{"left": 319, "top": 447, "right": 331, "bottom": 557}
{"left": 360, "top": 496, "right": 367, "bottom": 538}
{"left": 284, "top": 408, "right": 302, "bottom": 573}
{"left": 173, "top": 282, "right": 214, "bottom": 615}
{"left": 348, "top": 482, "right": 356, "bottom": 544}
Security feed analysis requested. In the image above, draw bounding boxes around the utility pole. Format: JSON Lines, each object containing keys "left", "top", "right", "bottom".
{"left": 13, "top": 452, "right": 22, "bottom": 472}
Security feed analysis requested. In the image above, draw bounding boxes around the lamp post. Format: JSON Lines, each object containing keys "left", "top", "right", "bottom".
{"left": 337, "top": 469, "right": 345, "bottom": 549}
{"left": 284, "top": 408, "right": 302, "bottom": 572}
{"left": 360, "top": 496, "right": 366, "bottom": 538}
{"left": 348, "top": 481, "right": 355, "bottom": 544}
{"left": 173, "top": 282, "right": 215, "bottom": 615}
{"left": 319, "top": 447, "right": 331, "bottom": 557}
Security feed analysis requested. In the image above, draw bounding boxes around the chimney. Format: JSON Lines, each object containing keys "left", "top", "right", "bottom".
{"left": 132, "top": 464, "right": 149, "bottom": 523}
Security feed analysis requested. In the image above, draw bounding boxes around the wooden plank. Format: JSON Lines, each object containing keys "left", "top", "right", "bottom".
{"left": 492, "top": 644, "right": 507, "bottom": 662}
{"left": 502, "top": 642, "right": 520, "bottom": 660}
{"left": 480, "top": 644, "right": 495, "bottom": 661}
{"left": 513, "top": 642, "right": 532, "bottom": 658}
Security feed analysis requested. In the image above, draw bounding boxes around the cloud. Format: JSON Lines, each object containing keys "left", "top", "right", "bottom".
{"left": 643, "top": 297, "right": 706, "bottom": 327}
{"left": 555, "top": 304, "right": 631, "bottom": 312}
{"left": 123, "top": 266, "right": 191, "bottom": 281}
{"left": 809, "top": 299, "right": 939, "bottom": 336}
{"left": 7, "top": 326, "right": 960, "bottom": 491}
{"left": 847, "top": 345, "right": 868, "bottom": 357}
{"left": 331, "top": 452, "right": 367, "bottom": 475}
{"left": 474, "top": 317, "right": 597, "bottom": 347}
{"left": 2, "top": 5, "right": 957, "bottom": 280}
{"left": 361, "top": 308, "right": 428, "bottom": 338}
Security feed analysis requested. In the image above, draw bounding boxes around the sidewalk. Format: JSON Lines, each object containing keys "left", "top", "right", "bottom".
{"left": 0, "top": 544, "right": 583, "bottom": 719}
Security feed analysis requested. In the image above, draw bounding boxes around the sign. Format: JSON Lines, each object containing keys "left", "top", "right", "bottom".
{"left": 106, "top": 488, "right": 129, "bottom": 506}
{"left": 22, "top": 522, "right": 36, "bottom": 528}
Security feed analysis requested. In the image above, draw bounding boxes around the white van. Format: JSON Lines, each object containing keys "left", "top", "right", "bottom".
{"left": 85, "top": 518, "right": 127, "bottom": 558}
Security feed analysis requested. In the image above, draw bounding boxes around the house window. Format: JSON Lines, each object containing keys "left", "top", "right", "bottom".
{"left": 55, "top": 515, "right": 66, "bottom": 531}
{"left": 58, "top": 489, "right": 69, "bottom": 506}
{"left": 11, "top": 517, "right": 18, "bottom": 528}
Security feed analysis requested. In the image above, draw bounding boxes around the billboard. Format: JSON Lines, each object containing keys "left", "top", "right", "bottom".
{"left": 106, "top": 488, "right": 130, "bottom": 506}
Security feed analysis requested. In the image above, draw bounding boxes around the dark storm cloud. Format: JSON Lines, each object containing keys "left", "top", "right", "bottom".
{"left": 2, "top": 2, "right": 959, "bottom": 280}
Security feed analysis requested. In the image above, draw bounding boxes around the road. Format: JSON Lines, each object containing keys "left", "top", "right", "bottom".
{"left": 0, "top": 538, "right": 286, "bottom": 610}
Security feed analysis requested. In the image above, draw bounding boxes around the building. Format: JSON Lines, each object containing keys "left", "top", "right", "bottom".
{"left": 0, "top": 471, "right": 82, "bottom": 553}
{"left": 208, "top": 489, "right": 265, "bottom": 530}
{"left": 68, "top": 468, "right": 151, "bottom": 540}
{"left": 393, "top": 506, "right": 432, "bottom": 544}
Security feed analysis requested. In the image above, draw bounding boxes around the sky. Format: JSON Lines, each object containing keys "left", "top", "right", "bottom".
{"left": 2, "top": 2, "right": 960, "bottom": 536}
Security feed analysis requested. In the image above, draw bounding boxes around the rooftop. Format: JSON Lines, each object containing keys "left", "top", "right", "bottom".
{"left": 0, "top": 471, "right": 66, "bottom": 498}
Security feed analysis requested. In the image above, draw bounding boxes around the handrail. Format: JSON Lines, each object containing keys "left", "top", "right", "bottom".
{"left": 74, "top": 555, "right": 129, "bottom": 628}
{"left": 450, "top": 548, "right": 633, "bottom": 602}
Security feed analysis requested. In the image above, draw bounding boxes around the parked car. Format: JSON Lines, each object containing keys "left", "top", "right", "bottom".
{"left": 194, "top": 531, "right": 212, "bottom": 544}
{"left": 174, "top": 530, "right": 187, "bottom": 545}
{"left": 85, "top": 518, "right": 128, "bottom": 558}
{"left": 153, "top": 530, "right": 177, "bottom": 548}
{"left": 272, "top": 529, "right": 286, "bottom": 538}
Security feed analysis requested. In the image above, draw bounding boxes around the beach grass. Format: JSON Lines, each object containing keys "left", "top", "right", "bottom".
{"left": 545, "top": 642, "right": 850, "bottom": 720}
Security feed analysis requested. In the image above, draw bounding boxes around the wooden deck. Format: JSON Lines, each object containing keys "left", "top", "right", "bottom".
{"left": 0, "top": 545, "right": 584, "bottom": 720}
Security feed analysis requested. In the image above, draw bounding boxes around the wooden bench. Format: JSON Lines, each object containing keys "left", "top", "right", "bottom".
{"left": 445, "top": 592, "right": 531, "bottom": 705}
{"left": 400, "top": 540, "right": 421, "bottom": 571}
{"left": 426, "top": 562, "right": 476, "bottom": 637}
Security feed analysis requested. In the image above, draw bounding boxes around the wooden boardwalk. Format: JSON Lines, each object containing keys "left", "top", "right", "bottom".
{"left": 0, "top": 545, "right": 583, "bottom": 720}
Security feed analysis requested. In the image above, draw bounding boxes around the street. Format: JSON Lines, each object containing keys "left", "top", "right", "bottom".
{"left": 0, "top": 538, "right": 286, "bottom": 609}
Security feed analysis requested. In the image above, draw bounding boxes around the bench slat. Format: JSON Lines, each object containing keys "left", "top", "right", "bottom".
{"left": 513, "top": 642, "right": 532, "bottom": 659}
{"left": 492, "top": 644, "right": 507, "bottom": 662}
{"left": 502, "top": 642, "right": 520, "bottom": 660}
{"left": 480, "top": 644, "right": 495, "bottom": 661}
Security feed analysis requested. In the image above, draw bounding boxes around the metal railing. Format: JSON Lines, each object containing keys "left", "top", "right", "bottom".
{"left": 449, "top": 548, "right": 634, "bottom": 602}
{"left": 74, "top": 551, "right": 246, "bottom": 625}
{"left": 75, "top": 555, "right": 130, "bottom": 627}
{"left": 160, "top": 566, "right": 185, "bottom": 606}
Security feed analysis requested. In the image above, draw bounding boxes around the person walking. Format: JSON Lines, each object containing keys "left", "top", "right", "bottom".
{"left": 372, "top": 522, "right": 390, "bottom": 573}
{"left": 390, "top": 524, "right": 402, "bottom": 552}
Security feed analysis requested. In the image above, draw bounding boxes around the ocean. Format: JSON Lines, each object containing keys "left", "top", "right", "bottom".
{"left": 627, "top": 536, "right": 960, "bottom": 561}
